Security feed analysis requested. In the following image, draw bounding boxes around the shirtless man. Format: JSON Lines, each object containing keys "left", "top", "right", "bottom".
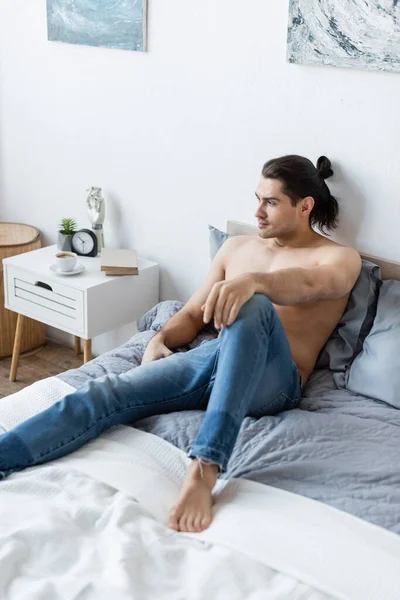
{"left": 0, "top": 154, "right": 361, "bottom": 536}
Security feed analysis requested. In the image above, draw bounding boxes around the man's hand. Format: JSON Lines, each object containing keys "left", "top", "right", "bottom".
{"left": 202, "top": 274, "right": 255, "bottom": 330}
{"left": 141, "top": 338, "right": 173, "bottom": 364}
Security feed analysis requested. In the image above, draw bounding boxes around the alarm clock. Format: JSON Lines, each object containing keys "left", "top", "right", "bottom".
{"left": 71, "top": 229, "right": 98, "bottom": 257}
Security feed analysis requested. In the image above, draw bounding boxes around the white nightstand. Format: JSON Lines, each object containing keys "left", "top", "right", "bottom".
{"left": 3, "top": 245, "right": 159, "bottom": 381}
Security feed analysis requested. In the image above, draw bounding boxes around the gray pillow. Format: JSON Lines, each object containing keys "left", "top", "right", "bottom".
{"left": 345, "top": 280, "right": 400, "bottom": 408}
{"left": 209, "top": 224, "right": 231, "bottom": 261}
{"left": 316, "top": 259, "right": 382, "bottom": 384}
{"left": 208, "top": 224, "right": 381, "bottom": 380}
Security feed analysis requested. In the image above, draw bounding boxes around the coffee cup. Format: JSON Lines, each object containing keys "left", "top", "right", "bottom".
{"left": 55, "top": 251, "right": 77, "bottom": 272}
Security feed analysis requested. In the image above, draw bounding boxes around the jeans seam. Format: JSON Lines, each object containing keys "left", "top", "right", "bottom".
{"left": 210, "top": 345, "right": 220, "bottom": 380}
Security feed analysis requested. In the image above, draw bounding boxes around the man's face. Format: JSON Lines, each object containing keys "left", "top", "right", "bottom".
{"left": 254, "top": 177, "right": 302, "bottom": 239}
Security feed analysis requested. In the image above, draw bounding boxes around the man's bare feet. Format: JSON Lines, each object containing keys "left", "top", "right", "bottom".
{"left": 168, "top": 459, "right": 219, "bottom": 533}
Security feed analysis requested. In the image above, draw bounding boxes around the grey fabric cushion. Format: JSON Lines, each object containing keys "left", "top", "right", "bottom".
{"left": 345, "top": 280, "right": 400, "bottom": 408}
{"left": 137, "top": 300, "right": 185, "bottom": 332}
{"left": 316, "top": 260, "right": 382, "bottom": 384}
{"left": 208, "top": 224, "right": 381, "bottom": 381}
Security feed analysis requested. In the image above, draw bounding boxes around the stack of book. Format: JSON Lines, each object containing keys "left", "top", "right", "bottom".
{"left": 100, "top": 248, "right": 139, "bottom": 276}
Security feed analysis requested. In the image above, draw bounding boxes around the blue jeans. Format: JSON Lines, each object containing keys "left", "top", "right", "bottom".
{"left": 0, "top": 295, "right": 301, "bottom": 479}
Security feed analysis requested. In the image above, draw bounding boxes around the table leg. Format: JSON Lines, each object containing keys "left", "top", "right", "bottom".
{"left": 83, "top": 339, "right": 92, "bottom": 363}
{"left": 10, "top": 313, "right": 25, "bottom": 382}
{"left": 74, "top": 336, "right": 81, "bottom": 355}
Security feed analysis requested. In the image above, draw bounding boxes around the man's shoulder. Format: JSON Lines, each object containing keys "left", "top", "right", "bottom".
{"left": 222, "top": 234, "right": 258, "bottom": 249}
{"left": 315, "top": 238, "right": 361, "bottom": 278}
{"left": 314, "top": 234, "right": 359, "bottom": 258}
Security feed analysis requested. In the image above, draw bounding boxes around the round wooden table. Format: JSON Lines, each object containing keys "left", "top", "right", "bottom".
{"left": 0, "top": 223, "right": 46, "bottom": 373}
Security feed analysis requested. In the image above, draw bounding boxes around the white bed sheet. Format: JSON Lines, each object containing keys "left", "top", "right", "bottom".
{"left": 1, "top": 378, "right": 400, "bottom": 600}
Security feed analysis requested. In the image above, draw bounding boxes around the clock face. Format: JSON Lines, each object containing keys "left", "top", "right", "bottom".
{"left": 72, "top": 231, "right": 95, "bottom": 255}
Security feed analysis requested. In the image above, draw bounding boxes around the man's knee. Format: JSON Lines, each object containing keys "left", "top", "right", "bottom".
{"left": 236, "top": 294, "right": 274, "bottom": 322}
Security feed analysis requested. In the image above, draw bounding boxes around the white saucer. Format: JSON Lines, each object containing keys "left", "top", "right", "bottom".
{"left": 49, "top": 262, "right": 85, "bottom": 276}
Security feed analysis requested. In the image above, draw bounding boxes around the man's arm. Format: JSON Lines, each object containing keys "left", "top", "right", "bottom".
{"left": 250, "top": 247, "right": 362, "bottom": 306}
{"left": 147, "top": 239, "right": 233, "bottom": 350}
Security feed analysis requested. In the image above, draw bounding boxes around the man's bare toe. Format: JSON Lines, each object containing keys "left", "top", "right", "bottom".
{"left": 168, "top": 516, "right": 179, "bottom": 531}
{"left": 187, "top": 518, "right": 198, "bottom": 533}
{"left": 167, "top": 507, "right": 180, "bottom": 530}
{"left": 177, "top": 516, "right": 187, "bottom": 532}
{"left": 201, "top": 516, "right": 212, "bottom": 530}
{"left": 183, "top": 518, "right": 193, "bottom": 532}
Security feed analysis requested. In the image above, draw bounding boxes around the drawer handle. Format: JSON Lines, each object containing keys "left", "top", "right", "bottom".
{"left": 35, "top": 281, "right": 53, "bottom": 292}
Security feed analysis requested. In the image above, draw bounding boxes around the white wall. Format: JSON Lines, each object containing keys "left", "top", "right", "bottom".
{"left": 1, "top": 1, "right": 399, "bottom": 351}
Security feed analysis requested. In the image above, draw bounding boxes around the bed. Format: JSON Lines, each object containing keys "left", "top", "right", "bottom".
{"left": 1, "top": 221, "right": 400, "bottom": 600}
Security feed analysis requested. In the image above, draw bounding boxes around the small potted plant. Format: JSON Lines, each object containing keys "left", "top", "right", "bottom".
{"left": 57, "top": 218, "right": 78, "bottom": 251}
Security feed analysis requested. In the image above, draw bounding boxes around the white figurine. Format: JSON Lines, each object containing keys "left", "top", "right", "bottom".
{"left": 86, "top": 186, "right": 105, "bottom": 253}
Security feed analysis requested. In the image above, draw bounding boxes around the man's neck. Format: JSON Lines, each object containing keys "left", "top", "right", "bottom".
{"left": 270, "top": 229, "right": 323, "bottom": 249}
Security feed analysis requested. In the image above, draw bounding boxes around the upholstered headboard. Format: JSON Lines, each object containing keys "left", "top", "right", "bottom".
{"left": 226, "top": 220, "right": 400, "bottom": 282}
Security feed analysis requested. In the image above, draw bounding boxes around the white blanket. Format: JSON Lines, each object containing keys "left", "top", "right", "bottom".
{"left": 1, "top": 378, "right": 400, "bottom": 600}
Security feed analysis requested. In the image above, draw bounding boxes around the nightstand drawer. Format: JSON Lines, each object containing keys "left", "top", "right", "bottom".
{"left": 5, "top": 265, "right": 84, "bottom": 333}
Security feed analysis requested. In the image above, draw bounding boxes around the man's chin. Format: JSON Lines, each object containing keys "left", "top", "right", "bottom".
{"left": 258, "top": 228, "right": 275, "bottom": 239}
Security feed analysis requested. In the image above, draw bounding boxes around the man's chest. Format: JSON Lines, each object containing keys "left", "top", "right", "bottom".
{"left": 225, "top": 243, "right": 320, "bottom": 279}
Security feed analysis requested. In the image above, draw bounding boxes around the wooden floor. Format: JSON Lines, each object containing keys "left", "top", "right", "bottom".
{"left": 0, "top": 342, "right": 84, "bottom": 399}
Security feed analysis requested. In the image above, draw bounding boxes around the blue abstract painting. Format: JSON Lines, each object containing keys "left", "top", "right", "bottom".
{"left": 287, "top": 0, "right": 400, "bottom": 73}
{"left": 47, "top": 0, "right": 147, "bottom": 52}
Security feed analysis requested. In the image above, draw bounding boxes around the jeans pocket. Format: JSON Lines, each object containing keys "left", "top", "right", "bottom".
{"left": 252, "top": 391, "right": 294, "bottom": 418}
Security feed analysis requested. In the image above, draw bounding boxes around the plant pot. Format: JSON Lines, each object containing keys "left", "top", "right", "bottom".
{"left": 57, "top": 233, "right": 73, "bottom": 251}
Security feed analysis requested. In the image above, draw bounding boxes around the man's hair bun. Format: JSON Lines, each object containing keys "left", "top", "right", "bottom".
{"left": 316, "top": 156, "right": 334, "bottom": 180}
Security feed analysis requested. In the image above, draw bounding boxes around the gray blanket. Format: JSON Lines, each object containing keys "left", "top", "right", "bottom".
{"left": 58, "top": 301, "right": 400, "bottom": 535}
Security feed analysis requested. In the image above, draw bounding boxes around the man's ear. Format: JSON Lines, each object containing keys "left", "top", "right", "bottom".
{"left": 300, "top": 196, "right": 315, "bottom": 217}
